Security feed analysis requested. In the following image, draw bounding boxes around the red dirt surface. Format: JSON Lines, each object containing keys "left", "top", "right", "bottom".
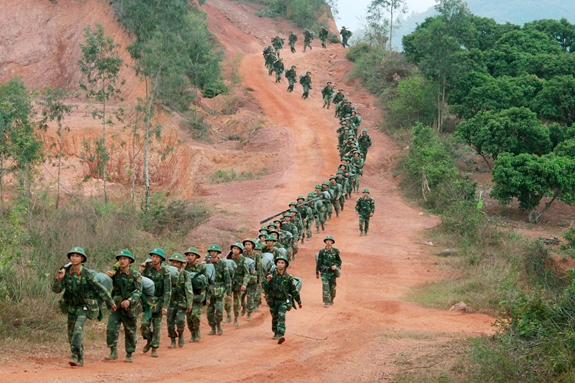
{"left": 0, "top": 0, "right": 494, "bottom": 381}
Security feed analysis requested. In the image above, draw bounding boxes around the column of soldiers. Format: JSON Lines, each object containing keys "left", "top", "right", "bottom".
{"left": 53, "top": 26, "right": 373, "bottom": 367}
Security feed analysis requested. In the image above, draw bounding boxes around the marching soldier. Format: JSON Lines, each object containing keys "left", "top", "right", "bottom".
{"left": 300, "top": 71, "right": 312, "bottom": 99}
{"left": 140, "top": 248, "right": 171, "bottom": 357}
{"left": 285, "top": 65, "right": 297, "bottom": 92}
{"left": 303, "top": 28, "right": 313, "bottom": 52}
{"left": 262, "top": 254, "right": 302, "bottom": 344}
{"left": 106, "top": 249, "right": 142, "bottom": 363}
{"left": 273, "top": 58, "right": 285, "bottom": 83}
{"left": 242, "top": 239, "right": 262, "bottom": 320}
{"left": 321, "top": 81, "right": 335, "bottom": 109}
{"left": 184, "top": 247, "right": 209, "bottom": 342}
{"left": 319, "top": 27, "right": 329, "bottom": 49}
{"left": 316, "top": 236, "right": 342, "bottom": 308}
{"left": 166, "top": 253, "right": 193, "bottom": 348}
{"left": 52, "top": 247, "right": 115, "bottom": 367}
{"left": 358, "top": 128, "right": 372, "bottom": 159}
{"left": 288, "top": 30, "right": 298, "bottom": 53}
{"left": 356, "top": 188, "right": 375, "bottom": 236}
{"left": 340, "top": 26, "right": 352, "bottom": 48}
{"left": 206, "top": 244, "right": 232, "bottom": 335}
{"left": 229, "top": 242, "right": 250, "bottom": 327}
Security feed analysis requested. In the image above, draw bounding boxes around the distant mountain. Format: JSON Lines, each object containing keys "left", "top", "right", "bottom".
{"left": 392, "top": 0, "right": 575, "bottom": 50}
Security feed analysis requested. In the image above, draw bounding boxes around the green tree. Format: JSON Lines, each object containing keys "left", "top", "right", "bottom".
{"left": 385, "top": 73, "right": 436, "bottom": 129}
{"left": 531, "top": 75, "right": 575, "bottom": 126}
{"left": 0, "top": 78, "right": 43, "bottom": 204}
{"left": 367, "top": 0, "right": 408, "bottom": 50}
{"left": 78, "top": 24, "right": 124, "bottom": 204}
{"left": 491, "top": 153, "right": 575, "bottom": 223}
{"left": 456, "top": 107, "right": 552, "bottom": 168}
{"left": 37, "top": 87, "right": 75, "bottom": 209}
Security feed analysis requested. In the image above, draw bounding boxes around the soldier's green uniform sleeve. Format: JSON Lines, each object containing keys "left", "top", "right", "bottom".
{"left": 370, "top": 198, "right": 375, "bottom": 214}
{"left": 161, "top": 267, "right": 171, "bottom": 310}
{"left": 256, "top": 255, "right": 263, "bottom": 284}
{"left": 52, "top": 274, "right": 65, "bottom": 293}
{"left": 223, "top": 266, "right": 232, "bottom": 296}
{"left": 107, "top": 261, "right": 121, "bottom": 277}
{"left": 86, "top": 270, "right": 114, "bottom": 307}
{"left": 316, "top": 250, "right": 323, "bottom": 276}
{"left": 355, "top": 198, "right": 361, "bottom": 213}
{"left": 261, "top": 275, "right": 271, "bottom": 294}
{"left": 184, "top": 272, "right": 193, "bottom": 310}
{"left": 335, "top": 249, "right": 342, "bottom": 268}
{"left": 241, "top": 259, "right": 250, "bottom": 287}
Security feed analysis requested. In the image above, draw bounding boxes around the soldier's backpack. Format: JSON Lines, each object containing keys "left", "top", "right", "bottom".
{"left": 261, "top": 252, "right": 275, "bottom": 274}
{"left": 221, "top": 259, "right": 237, "bottom": 280}
{"left": 293, "top": 276, "right": 303, "bottom": 293}
{"left": 246, "top": 257, "right": 256, "bottom": 276}
{"left": 167, "top": 265, "right": 179, "bottom": 286}
{"left": 188, "top": 271, "right": 209, "bottom": 293}
{"left": 141, "top": 276, "right": 155, "bottom": 297}
{"left": 310, "top": 31, "right": 315, "bottom": 40}
{"left": 205, "top": 263, "right": 216, "bottom": 283}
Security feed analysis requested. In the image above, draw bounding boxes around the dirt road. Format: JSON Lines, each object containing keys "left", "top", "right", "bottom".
{"left": 0, "top": 1, "right": 493, "bottom": 381}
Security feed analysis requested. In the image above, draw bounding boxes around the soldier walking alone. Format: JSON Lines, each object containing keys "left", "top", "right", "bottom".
{"left": 316, "top": 236, "right": 342, "bottom": 308}
{"left": 355, "top": 188, "right": 375, "bottom": 236}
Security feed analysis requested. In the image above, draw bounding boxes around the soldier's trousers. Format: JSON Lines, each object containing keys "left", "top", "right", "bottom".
{"left": 275, "top": 47, "right": 281, "bottom": 58}
{"left": 339, "top": 196, "right": 346, "bottom": 210}
{"left": 342, "top": 38, "right": 349, "bottom": 48}
{"left": 232, "top": 288, "right": 244, "bottom": 318}
{"left": 141, "top": 311, "right": 163, "bottom": 348}
{"left": 323, "top": 95, "right": 331, "bottom": 108}
{"left": 289, "top": 42, "right": 296, "bottom": 53}
{"left": 275, "top": 71, "right": 282, "bottom": 83}
{"left": 107, "top": 309, "right": 137, "bottom": 353}
{"left": 186, "top": 301, "right": 203, "bottom": 334}
{"left": 242, "top": 283, "right": 258, "bottom": 313}
{"left": 321, "top": 38, "right": 327, "bottom": 48}
{"left": 303, "top": 41, "right": 311, "bottom": 52}
{"left": 355, "top": 174, "right": 361, "bottom": 191}
{"left": 167, "top": 303, "right": 186, "bottom": 339}
{"left": 321, "top": 273, "right": 337, "bottom": 304}
{"left": 304, "top": 218, "right": 313, "bottom": 238}
{"left": 302, "top": 84, "right": 310, "bottom": 99}
{"left": 359, "top": 214, "right": 371, "bottom": 233}
{"left": 224, "top": 293, "right": 232, "bottom": 317}
{"left": 326, "top": 200, "right": 333, "bottom": 218}
{"left": 67, "top": 308, "right": 87, "bottom": 358}
{"left": 207, "top": 296, "right": 224, "bottom": 327}
{"left": 287, "top": 78, "right": 295, "bottom": 92}
{"left": 360, "top": 147, "right": 368, "bottom": 159}
{"left": 269, "top": 299, "right": 288, "bottom": 336}
{"left": 331, "top": 199, "right": 340, "bottom": 217}
{"left": 267, "top": 64, "right": 274, "bottom": 75}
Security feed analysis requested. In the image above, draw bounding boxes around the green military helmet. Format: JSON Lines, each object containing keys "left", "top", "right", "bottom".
{"left": 304, "top": 28, "right": 308, "bottom": 31}
{"left": 315, "top": 184, "right": 322, "bottom": 189}
{"left": 169, "top": 253, "right": 185, "bottom": 263}
{"left": 116, "top": 249, "right": 135, "bottom": 263}
{"left": 289, "top": 30, "right": 293, "bottom": 33}
{"left": 289, "top": 208, "right": 298, "bottom": 214}
{"left": 324, "top": 235, "right": 336, "bottom": 244}
{"left": 255, "top": 242, "right": 263, "bottom": 250}
{"left": 362, "top": 128, "right": 368, "bottom": 133}
{"left": 322, "top": 181, "right": 330, "bottom": 186}
{"left": 283, "top": 212, "right": 292, "bottom": 217}
{"left": 230, "top": 242, "right": 245, "bottom": 252}
{"left": 258, "top": 231, "right": 268, "bottom": 237}
{"left": 338, "top": 88, "right": 343, "bottom": 91}
{"left": 260, "top": 226, "right": 269, "bottom": 232}
{"left": 149, "top": 247, "right": 165, "bottom": 260}
{"left": 307, "top": 192, "right": 316, "bottom": 197}
{"left": 291, "top": 65, "right": 296, "bottom": 68}
{"left": 265, "top": 234, "right": 277, "bottom": 242}
{"left": 306, "top": 70, "right": 311, "bottom": 74}
{"left": 297, "top": 195, "right": 305, "bottom": 201}
{"left": 268, "top": 229, "right": 280, "bottom": 236}
{"left": 274, "top": 254, "right": 290, "bottom": 268}
{"left": 337, "top": 169, "right": 344, "bottom": 174}
{"left": 207, "top": 244, "right": 222, "bottom": 253}
{"left": 279, "top": 57, "right": 283, "bottom": 61}
{"left": 243, "top": 238, "right": 256, "bottom": 247}
{"left": 342, "top": 26, "right": 347, "bottom": 29}
{"left": 327, "top": 81, "right": 332, "bottom": 84}
{"left": 363, "top": 188, "right": 370, "bottom": 193}
{"left": 184, "top": 247, "right": 201, "bottom": 257}
{"left": 289, "top": 201, "right": 297, "bottom": 206}
{"left": 67, "top": 247, "right": 87, "bottom": 263}
{"left": 329, "top": 175, "right": 336, "bottom": 180}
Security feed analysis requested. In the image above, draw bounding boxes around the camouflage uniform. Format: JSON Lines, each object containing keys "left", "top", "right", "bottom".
{"left": 231, "top": 252, "right": 251, "bottom": 325}
{"left": 185, "top": 259, "right": 208, "bottom": 342}
{"left": 319, "top": 27, "right": 329, "bottom": 49}
{"left": 52, "top": 253, "right": 114, "bottom": 366}
{"left": 356, "top": 191, "right": 375, "bottom": 235}
{"left": 167, "top": 265, "right": 193, "bottom": 346}
{"left": 340, "top": 27, "right": 352, "bottom": 48}
{"left": 358, "top": 130, "right": 372, "bottom": 159}
{"left": 316, "top": 242, "right": 342, "bottom": 306}
{"left": 300, "top": 72, "right": 312, "bottom": 99}
{"left": 140, "top": 261, "right": 171, "bottom": 352}
{"left": 265, "top": 52, "right": 276, "bottom": 75}
{"left": 321, "top": 83, "right": 334, "bottom": 109}
{"left": 328, "top": 179, "right": 342, "bottom": 217}
{"left": 273, "top": 59, "right": 285, "bottom": 83}
{"left": 207, "top": 258, "right": 232, "bottom": 334}
{"left": 262, "top": 259, "right": 302, "bottom": 339}
{"left": 288, "top": 32, "right": 298, "bottom": 53}
{"left": 285, "top": 66, "right": 297, "bottom": 92}
{"left": 350, "top": 155, "right": 364, "bottom": 191}
{"left": 303, "top": 29, "right": 313, "bottom": 52}
{"left": 297, "top": 197, "right": 314, "bottom": 240}
{"left": 107, "top": 260, "right": 142, "bottom": 358}
{"left": 242, "top": 245, "right": 262, "bottom": 317}
{"left": 272, "top": 36, "right": 284, "bottom": 58}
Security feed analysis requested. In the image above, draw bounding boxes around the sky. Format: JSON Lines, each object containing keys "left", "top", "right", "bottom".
{"left": 335, "top": 0, "right": 437, "bottom": 31}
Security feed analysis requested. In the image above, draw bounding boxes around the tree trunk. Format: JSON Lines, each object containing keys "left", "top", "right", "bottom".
{"left": 102, "top": 87, "right": 108, "bottom": 204}
{"left": 529, "top": 190, "right": 561, "bottom": 223}
{"left": 56, "top": 122, "right": 63, "bottom": 209}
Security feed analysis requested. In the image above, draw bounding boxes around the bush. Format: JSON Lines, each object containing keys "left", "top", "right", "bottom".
{"left": 346, "top": 43, "right": 372, "bottom": 63}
